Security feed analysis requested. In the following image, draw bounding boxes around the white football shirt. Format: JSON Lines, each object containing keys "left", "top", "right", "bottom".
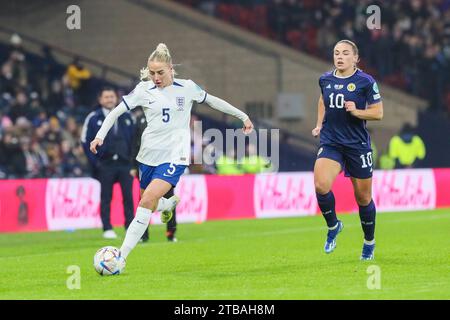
{"left": 122, "top": 78, "right": 207, "bottom": 166}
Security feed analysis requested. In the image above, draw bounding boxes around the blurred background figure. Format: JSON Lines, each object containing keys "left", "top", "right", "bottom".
{"left": 65, "top": 57, "right": 91, "bottom": 106}
{"left": 0, "top": 128, "right": 26, "bottom": 178}
{"left": 387, "top": 123, "right": 426, "bottom": 169}
{"left": 241, "top": 143, "right": 273, "bottom": 174}
{"left": 81, "top": 87, "right": 135, "bottom": 239}
{"left": 16, "top": 185, "right": 28, "bottom": 226}
{"left": 215, "top": 148, "right": 243, "bottom": 175}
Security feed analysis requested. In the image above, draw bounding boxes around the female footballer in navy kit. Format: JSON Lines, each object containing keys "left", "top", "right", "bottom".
{"left": 312, "top": 40, "right": 383, "bottom": 260}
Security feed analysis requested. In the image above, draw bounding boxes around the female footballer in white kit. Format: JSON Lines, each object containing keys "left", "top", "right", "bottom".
{"left": 90, "top": 43, "right": 254, "bottom": 260}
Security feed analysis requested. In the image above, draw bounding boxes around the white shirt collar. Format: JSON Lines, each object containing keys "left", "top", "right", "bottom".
{"left": 333, "top": 68, "right": 358, "bottom": 79}
{"left": 101, "top": 107, "right": 112, "bottom": 117}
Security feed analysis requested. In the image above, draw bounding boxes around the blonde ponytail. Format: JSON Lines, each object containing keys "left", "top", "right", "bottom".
{"left": 140, "top": 43, "right": 176, "bottom": 79}
{"left": 148, "top": 43, "right": 172, "bottom": 65}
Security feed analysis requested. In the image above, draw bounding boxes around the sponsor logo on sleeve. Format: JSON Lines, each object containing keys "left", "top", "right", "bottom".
{"left": 373, "top": 82, "right": 379, "bottom": 93}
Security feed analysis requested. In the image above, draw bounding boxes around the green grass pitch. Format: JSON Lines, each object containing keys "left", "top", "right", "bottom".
{"left": 0, "top": 209, "right": 449, "bottom": 299}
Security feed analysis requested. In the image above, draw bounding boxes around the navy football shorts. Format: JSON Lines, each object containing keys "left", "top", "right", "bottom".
{"left": 138, "top": 162, "right": 187, "bottom": 189}
{"left": 316, "top": 144, "right": 374, "bottom": 179}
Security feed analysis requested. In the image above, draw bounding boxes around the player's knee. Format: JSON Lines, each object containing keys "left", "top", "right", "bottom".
{"left": 355, "top": 193, "right": 372, "bottom": 206}
{"left": 315, "top": 180, "right": 331, "bottom": 195}
{"left": 139, "top": 193, "right": 158, "bottom": 211}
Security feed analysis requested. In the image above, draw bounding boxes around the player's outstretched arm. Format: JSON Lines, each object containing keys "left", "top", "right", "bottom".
{"left": 204, "top": 94, "right": 254, "bottom": 134}
{"left": 312, "top": 94, "right": 325, "bottom": 137}
{"left": 345, "top": 101, "right": 383, "bottom": 121}
{"left": 90, "top": 102, "right": 128, "bottom": 154}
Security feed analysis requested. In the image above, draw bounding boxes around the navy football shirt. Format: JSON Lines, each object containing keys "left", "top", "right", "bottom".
{"left": 318, "top": 68, "right": 381, "bottom": 147}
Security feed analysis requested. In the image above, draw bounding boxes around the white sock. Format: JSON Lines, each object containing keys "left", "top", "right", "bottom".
{"left": 364, "top": 239, "right": 376, "bottom": 245}
{"left": 120, "top": 206, "right": 152, "bottom": 259}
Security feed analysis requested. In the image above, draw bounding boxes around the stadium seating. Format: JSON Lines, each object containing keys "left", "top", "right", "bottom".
{"left": 0, "top": 0, "right": 438, "bottom": 175}
{"left": 175, "top": 0, "right": 450, "bottom": 114}
{"left": 0, "top": 34, "right": 318, "bottom": 178}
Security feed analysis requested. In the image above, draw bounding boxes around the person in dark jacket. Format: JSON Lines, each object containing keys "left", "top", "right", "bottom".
{"left": 81, "top": 87, "right": 135, "bottom": 239}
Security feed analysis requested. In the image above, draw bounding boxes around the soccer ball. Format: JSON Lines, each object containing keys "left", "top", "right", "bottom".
{"left": 93, "top": 246, "right": 126, "bottom": 276}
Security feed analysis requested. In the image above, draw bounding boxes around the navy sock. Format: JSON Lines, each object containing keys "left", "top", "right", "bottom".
{"left": 317, "top": 191, "right": 338, "bottom": 228}
{"left": 359, "top": 200, "right": 376, "bottom": 241}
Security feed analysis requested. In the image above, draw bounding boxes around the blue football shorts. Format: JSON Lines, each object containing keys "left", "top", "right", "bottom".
{"left": 138, "top": 162, "right": 187, "bottom": 189}
{"left": 316, "top": 143, "right": 374, "bottom": 179}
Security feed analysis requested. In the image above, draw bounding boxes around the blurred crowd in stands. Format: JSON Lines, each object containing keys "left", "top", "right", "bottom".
{"left": 4, "top": 0, "right": 445, "bottom": 179}
{"left": 175, "top": 0, "right": 450, "bottom": 113}
{"left": 0, "top": 34, "right": 275, "bottom": 179}
{"left": 0, "top": 34, "right": 96, "bottom": 179}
